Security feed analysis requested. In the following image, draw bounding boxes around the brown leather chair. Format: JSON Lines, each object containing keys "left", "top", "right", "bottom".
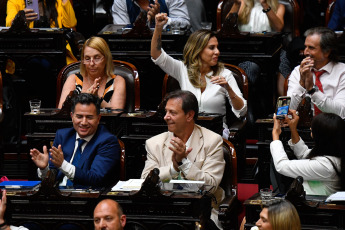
{"left": 216, "top": 0, "right": 301, "bottom": 45}
{"left": 118, "top": 139, "right": 126, "bottom": 181}
{"left": 218, "top": 138, "right": 239, "bottom": 229}
{"left": 56, "top": 60, "right": 140, "bottom": 112}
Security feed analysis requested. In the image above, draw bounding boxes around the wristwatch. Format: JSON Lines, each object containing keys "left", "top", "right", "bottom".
{"left": 307, "top": 85, "right": 319, "bottom": 95}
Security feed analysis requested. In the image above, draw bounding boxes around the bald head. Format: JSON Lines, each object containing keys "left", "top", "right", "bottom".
{"left": 94, "top": 199, "right": 126, "bottom": 230}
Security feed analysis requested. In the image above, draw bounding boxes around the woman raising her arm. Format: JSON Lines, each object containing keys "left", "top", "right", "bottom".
{"left": 270, "top": 110, "right": 345, "bottom": 195}
{"left": 151, "top": 13, "right": 247, "bottom": 138}
{"left": 58, "top": 37, "right": 126, "bottom": 109}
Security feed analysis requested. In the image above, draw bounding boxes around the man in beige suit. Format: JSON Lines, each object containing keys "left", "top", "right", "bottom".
{"left": 141, "top": 90, "right": 225, "bottom": 229}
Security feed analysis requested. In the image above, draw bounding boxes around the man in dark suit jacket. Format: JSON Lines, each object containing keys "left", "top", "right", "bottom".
{"left": 30, "top": 93, "right": 120, "bottom": 189}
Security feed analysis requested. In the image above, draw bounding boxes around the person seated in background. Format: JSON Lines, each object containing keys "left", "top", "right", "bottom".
{"left": 270, "top": 110, "right": 345, "bottom": 195}
{"left": 0, "top": 190, "right": 28, "bottom": 230}
{"left": 287, "top": 27, "right": 345, "bottom": 118}
{"left": 328, "top": 0, "right": 345, "bottom": 31}
{"left": 94, "top": 199, "right": 126, "bottom": 230}
{"left": 228, "top": 0, "right": 288, "bottom": 116}
{"left": 151, "top": 13, "right": 247, "bottom": 140}
{"left": 6, "top": 0, "right": 78, "bottom": 64}
{"left": 241, "top": 199, "right": 301, "bottom": 230}
{"left": 30, "top": 93, "right": 120, "bottom": 189}
{"left": 184, "top": 0, "right": 207, "bottom": 32}
{"left": 141, "top": 90, "right": 225, "bottom": 229}
{"left": 58, "top": 36, "right": 126, "bottom": 110}
{"left": 111, "top": 0, "right": 190, "bottom": 29}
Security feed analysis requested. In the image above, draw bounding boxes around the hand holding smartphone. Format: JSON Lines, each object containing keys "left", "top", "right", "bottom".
{"left": 276, "top": 96, "right": 291, "bottom": 119}
{"left": 25, "top": 0, "right": 40, "bottom": 21}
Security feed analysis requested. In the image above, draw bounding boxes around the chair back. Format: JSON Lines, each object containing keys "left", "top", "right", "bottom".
{"left": 56, "top": 60, "right": 140, "bottom": 112}
{"left": 220, "top": 138, "right": 238, "bottom": 196}
{"left": 216, "top": 0, "right": 301, "bottom": 46}
{"left": 279, "top": 0, "right": 301, "bottom": 46}
{"left": 162, "top": 64, "right": 248, "bottom": 101}
{"left": 118, "top": 139, "right": 126, "bottom": 181}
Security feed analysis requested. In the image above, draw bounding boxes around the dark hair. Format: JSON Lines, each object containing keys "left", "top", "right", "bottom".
{"left": 71, "top": 93, "right": 101, "bottom": 115}
{"left": 308, "top": 113, "right": 345, "bottom": 189}
{"left": 304, "top": 27, "right": 339, "bottom": 62}
{"left": 163, "top": 90, "right": 198, "bottom": 121}
{"left": 46, "top": 0, "right": 58, "bottom": 26}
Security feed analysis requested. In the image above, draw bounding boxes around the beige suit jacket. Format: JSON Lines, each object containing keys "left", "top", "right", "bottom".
{"left": 141, "top": 124, "right": 225, "bottom": 207}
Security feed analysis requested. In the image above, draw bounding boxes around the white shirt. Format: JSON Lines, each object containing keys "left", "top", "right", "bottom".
{"left": 38, "top": 133, "right": 94, "bottom": 186}
{"left": 238, "top": 0, "right": 272, "bottom": 32}
{"left": 270, "top": 139, "right": 341, "bottom": 195}
{"left": 169, "top": 131, "right": 194, "bottom": 177}
{"left": 287, "top": 61, "right": 345, "bottom": 118}
{"left": 111, "top": 0, "right": 190, "bottom": 29}
{"left": 152, "top": 49, "right": 247, "bottom": 125}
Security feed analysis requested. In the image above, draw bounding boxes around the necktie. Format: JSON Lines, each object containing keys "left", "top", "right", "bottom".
{"left": 312, "top": 70, "right": 326, "bottom": 116}
{"left": 66, "top": 138, "right": 86, "bottom": 186}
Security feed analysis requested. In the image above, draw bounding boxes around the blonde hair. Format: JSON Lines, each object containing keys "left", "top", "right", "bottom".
{"left": 239, "top": 0, "right": 279, "bottom": 25}
{"left": 266, "top": 200, "right": 301, "bottom": 230}
{"left": 183, "top": 30, "right": 224, "bottom": 88}
{"left": 80, "top": 36, "right": 114, "bottom": 78}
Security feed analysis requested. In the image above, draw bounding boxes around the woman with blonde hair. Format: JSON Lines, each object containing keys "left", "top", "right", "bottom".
{"left": 151, "top": 13, "right": 247, "bottom": 139}
{"left": 58, "top": 36, "right": 126, "bottom": 109}
{"left": 254, "top": 199, "right": 301, "bottom": 230}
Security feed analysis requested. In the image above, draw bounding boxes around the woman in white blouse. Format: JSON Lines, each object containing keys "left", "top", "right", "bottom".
{"left": 271, "top": 110, "right": 345, "bottom": 195}
{"left": 151, "top": 13, "right": 247, "bottom": 138}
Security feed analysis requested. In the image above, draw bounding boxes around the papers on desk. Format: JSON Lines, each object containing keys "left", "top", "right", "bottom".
{"left": 112, "top": 179, "right": 144, "bottom": 192}
{"left": 326, "top": 192, "right": 345, "bottom": 202}
{"left": 111, "top": 179, "right": 205, "bottom": 192}
{"left": 0, "top": 181, "right": 41, "bottom": 190}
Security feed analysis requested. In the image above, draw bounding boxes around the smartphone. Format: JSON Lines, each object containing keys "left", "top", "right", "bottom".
{"left": 26, "top": 0, "right": 40, "bottom": 20}
{"left": 276, "top": 96, "right": 291, "bottom": 119}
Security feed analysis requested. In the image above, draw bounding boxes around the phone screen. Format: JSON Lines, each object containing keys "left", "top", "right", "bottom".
{"left": 26, "top": 0, "right": 40, "bottom": 20}
{"left": 276, "top": 97, "right": 291, "bottom": 119}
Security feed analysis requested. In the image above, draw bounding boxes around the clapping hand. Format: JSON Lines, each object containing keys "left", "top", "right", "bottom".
{"left": 169, "top": 136, "right": 192, "bottom": 171}
{"left": 299, "top": 56, "right": 314, "bottom": 90}
{"left": 0, "top": 190, "right": 8, "bottom": 229}
{"left": 87, "top": 77, "right": 101, "bottom": 95}
{"left": 30, "top": 146, "right": 49, "bottom": 170}
{"left": 147, "top": 0, "right": 160, "bottom": 22}
{"left": 49, "top": 145, "right": 65, "bottom": 168}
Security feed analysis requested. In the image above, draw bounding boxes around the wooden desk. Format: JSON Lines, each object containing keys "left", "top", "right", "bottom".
{"left": 244, "top": 193, "right": 345, "bottom": 229}
{"left": 6, "top": 188, "right": 211, "bottom": 230}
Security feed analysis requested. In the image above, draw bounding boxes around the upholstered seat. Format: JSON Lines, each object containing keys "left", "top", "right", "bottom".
{"left": 56, "top": 60, "right": 140, "bottom": 112}
{"left": 218, "top": 138, "right": 240, "bottom": 229}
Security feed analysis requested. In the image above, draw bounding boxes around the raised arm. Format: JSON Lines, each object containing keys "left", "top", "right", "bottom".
{"left": 151, "top": 13, "right": 168, "bottom": 60}
{"left": 261, "top": 0, "right": 285, "bottom": 32}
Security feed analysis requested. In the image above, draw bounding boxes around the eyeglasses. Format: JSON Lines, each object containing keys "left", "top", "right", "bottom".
{"left": 83, "top": 56, "right": 104, "bottom": 64}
